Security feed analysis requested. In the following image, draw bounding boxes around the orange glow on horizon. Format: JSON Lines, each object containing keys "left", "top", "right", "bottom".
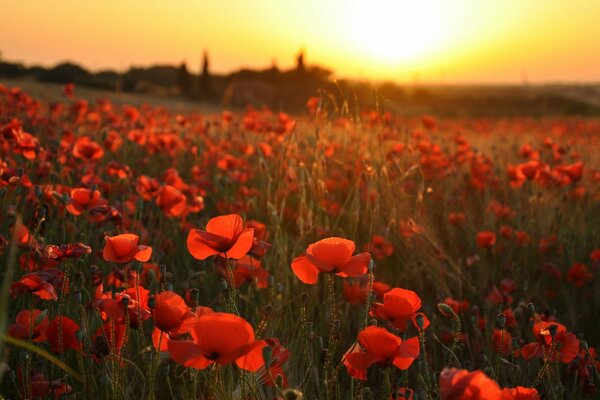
{"left": 2, "top": 0, "right": 600, "bottom": 84}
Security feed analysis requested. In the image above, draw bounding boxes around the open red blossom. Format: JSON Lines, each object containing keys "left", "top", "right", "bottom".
{"left": 187, "top": 214, "right": 254, "bottom": 260}
{"left": 439, "top": 368, "right": 502, "bottom": 400}
{"left": 8, "top": 309, "right": 48, "bottom": 342}
{"left": 476, "top": 231, "right": 496, "bottom": 248}
{"left": 103, "top": 233, "right": 152, "bottom": 263}
{"left": 371, "top": 288, "right": 430, "bottom": 331}
{"left": 10, "top": 269, "right": 64, "bottom": 300}
{"left": 152, "top": 291, "right": 195, "bottom": 333}
{"left": 291, "top": 237, "right": 370, "bottom": 284}
{"left": 343, "top": 326, "right": 420, "bottom": 381}
{"left": 257, "top": 338, "right": 290, "bottom": 387}
{"left": 500, "top": 387, "right": 540, "bottom": 400}
{"left": 66, "top": 188, "right": 107, "bottom": 215}
{"left": 72, "top": 136, "right": 104, "bottom": 160}
{"left": 47, "top": 316, "right": 81, "bottom": 353}
{"left": 156, "top": 184, "right": 187, "bottom": 217}
{"left": 167, "top": 312, "right": 267, "bottom": 371}
{"left": 521, "top": 321, "right": 579, "bottom": 363}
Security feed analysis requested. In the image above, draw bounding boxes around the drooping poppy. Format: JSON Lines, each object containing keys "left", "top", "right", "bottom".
{"left": 156, "top": 184, "right": 187, "bottom": 218}
{"left": 102, "top": 233, "right": 152, "bottom": 263}
{"left": 167, "top": 312, "right": 267, "bottom": 371}
{"left": 10, "top": 269, "right": 64, "bottom": 300}
{"left": 187, "top": 214, "right": 254, "bottom": 260}
{"left": 343, "top": 326, "right": 420, "bottom": 380}
{"left": 291, "top": 237, "right": 370, "bottom": 284}
{"left": 45, "top": 242, "right": 91, "bottom": 263}
{"left": 439, "top": 368, "right": 502, "bottom": 400}
{"left": 371, "top": 288, "right": 430, "bottom": 331}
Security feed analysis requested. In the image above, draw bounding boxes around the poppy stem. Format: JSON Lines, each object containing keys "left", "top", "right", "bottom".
{"left": 533, "top": 338, "right": 556, "bottom": 388}
{"left": 322, "top": 274, "right": 338, "bottom": 399}
{"left": 224, "top": 255, "right": 238, "bottom": 315}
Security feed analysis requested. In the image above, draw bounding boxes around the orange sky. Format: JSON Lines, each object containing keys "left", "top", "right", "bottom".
{"left": 2, "top": 0, "right": 600, "bottom": 84}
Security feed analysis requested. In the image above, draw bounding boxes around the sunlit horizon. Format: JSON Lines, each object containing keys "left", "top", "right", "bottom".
{"left": 2, "top": 0, "right": 600, "bottom": 84}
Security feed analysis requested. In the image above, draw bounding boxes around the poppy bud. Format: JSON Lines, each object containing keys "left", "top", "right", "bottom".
{"left": 190, "top": 288, "right": 200, "bottom": 306}
{"left": 369, "top": 318, "right": 378, "bottom": 326}
{"left": 0, "top": 188, "right": 6, "bottom": 198}
{"left": 148, "top": 297, "right": 156, "bottom": 309}
{"left": 581, "top": 340, "right": 589, "bottom": 351}
{"left": 121, "top": 297, "right": 129, "bottom": 308}
{"left": 302, "top": 292, "right": 310, "bottom": 303}
{"left": 548, "top": 324, "right": 558, "bottom": 338}
{"left": 282, "top": 388, "right": 304, "bottom": 400}
{"left": 34, "top": 185, "right": 42, "bottom": 198}
{"left": 75, "top": 291, "right": 82, "bottom": 304}
{"left": 415, "top": 313, "right": 426, "bottom": 329}
{"left": 275, "top": 373, "right": 284, "bottom": 388}
{"left": 165, "top": 283, "right": 173, "bottom": 291}
{"left": 495, "top": 313, "right": 506, "bottom": 329}
{"left": 220, "top": 279, "right": 228, "bottom": 291}
{"left": 90, "top": 184, "right": 97, "bottom": 192}
{"left": 320, "top": 348, "right": 329, "bottom": 364}
{"left": 268, "top": 276, "right": 275, "bottom": 287}
{"left": 159, "top": 265, "right": 167, "bottom": 278}
{"left": 437, "top": 303, "right": 454, "bottom": 317}
{"left": 131, "top": 261, "right": 142, "bottom": 272}
{"left": 527, "top": 302, "right": 536, "bottom": 315}
{"left": 147, "top": 269, "right": 156, "bottom": 282}
{"left": 262, "top": 345, "right": 273, "bottom": 368}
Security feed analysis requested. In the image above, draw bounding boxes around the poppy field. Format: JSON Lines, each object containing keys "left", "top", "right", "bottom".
{"left": 1, "top": 82, "right": 600, "bottom": 400}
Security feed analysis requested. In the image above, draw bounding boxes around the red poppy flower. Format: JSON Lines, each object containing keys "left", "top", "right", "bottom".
{"left": 371, "top": 288, "right": 430, "bottom": 331}
{"left": 152, "top": 291, "right": 195, "bottom": 333}
{"left": 72, "top": 136, "right": 104, "bottom": 161}
{"left": 93, "top": 285, "right": 151, "bottom": 328}
{"left": 343, "top": 326, "right": 420, "bottom": 381}
{"left": 520, "top": 321, "right": 579, "bottom": 364}
{"left": 47, "top": 316, "right": 81, "bottom": 353}
{"left": 291, "top": 237, "right": 370, "bottom": 284}
{"left": 66, "top": 188, "right": 107, "bottom": 215}
{"left": 167, "top": 312, "right": 267, "bottom": 371}
{"left": 365, "top": 235, "right": 394, "bottom": 260}
{"left": 567, "top": 262, "right": 593, "bottom": 287}
{"left": 500, "top": 387, "right": 540, "bottom": 400}
{"left": 102, "top": 233, "right": 152, "bottom": 263}
{"left": 439, "top": 368, "right": 502, "bottom": 400}
{"left": 8, "top": 309, "right": 48, "bottom": 342}
{"left": 476, "top": 231, "right": 496, "bottom": 248}
{"left": 10, "top": 269, "right": 64, "bottom": 300}
{"left": 217, "top": 255, "right": 269, "bottom": 289}
{"left": 156, "top": 185, "right": 187, "bottom": 218}
{"left": 187, "top": 214, "right": 255, "bottom": 260}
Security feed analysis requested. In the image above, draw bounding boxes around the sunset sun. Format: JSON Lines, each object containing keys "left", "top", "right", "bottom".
{"left": 345, "top": 0, "right": 444, "bottom": 65}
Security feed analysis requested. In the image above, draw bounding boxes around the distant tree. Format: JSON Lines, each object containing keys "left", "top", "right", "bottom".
{"left": 296, "top": 49, "right": 305, "bottom": 72}
{"left": 176, "top": 62, "right": 191, "bottom": 97}
{"left": 198, "top": 50, "right": 212, "bottom": 98}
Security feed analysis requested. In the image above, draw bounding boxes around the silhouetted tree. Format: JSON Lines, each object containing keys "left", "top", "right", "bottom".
{"left": 198, "top": 50, "right": 212, "bottom": 98}
{"left": 296, "top": 49, "right": 305, "bottom": 72}
{"left": 176, "top": 62, "right": 191, "bottom": 97}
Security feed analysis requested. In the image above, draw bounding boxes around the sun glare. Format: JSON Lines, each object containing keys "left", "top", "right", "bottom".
{"left": 344, "top": 0, "right": 443, "bottom": 66}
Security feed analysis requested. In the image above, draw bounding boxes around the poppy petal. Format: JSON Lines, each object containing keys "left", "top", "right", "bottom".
{"left": 291, "top": 254, "right": 320, "bottom": 284}
{"left": 168, "top": 339, "right": 213, "bottom": 369}
{"left": 392, "top": 336, "right": 420, "bottom": 369}
{"left": 187, "top": 229, "right": 222, "bottom": 260}
{"left": 235, "top": 340, "right": 267, "bottom": 372}
{"left": 339, "top": 252, "right": 370, "bottom": 277}
{"left": 226, "top": 228, "right": 254, "bottom": 259}
{"left": 343, "top": 352, "right": 382, "bottom": 380}
{"left": 206, "top": 214, "right": 244, "bottom": 241}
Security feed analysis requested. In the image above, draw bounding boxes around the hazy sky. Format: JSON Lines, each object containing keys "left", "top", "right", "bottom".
{"left": 2, "top": 0, "right": 600, "bottom": 83}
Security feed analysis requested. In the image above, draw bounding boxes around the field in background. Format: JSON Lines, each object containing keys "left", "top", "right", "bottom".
{"left": 0, "top": 81, "right": 599, "bottom": 399}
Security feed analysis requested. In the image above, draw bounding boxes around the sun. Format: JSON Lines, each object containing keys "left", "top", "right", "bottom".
{"left": 344, "top": 0, "right": 444, "bottom": 65}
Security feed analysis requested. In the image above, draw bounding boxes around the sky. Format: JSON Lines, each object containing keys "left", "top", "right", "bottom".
{"left": 2, "top": 0, "right": 600, "bottom": 84}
